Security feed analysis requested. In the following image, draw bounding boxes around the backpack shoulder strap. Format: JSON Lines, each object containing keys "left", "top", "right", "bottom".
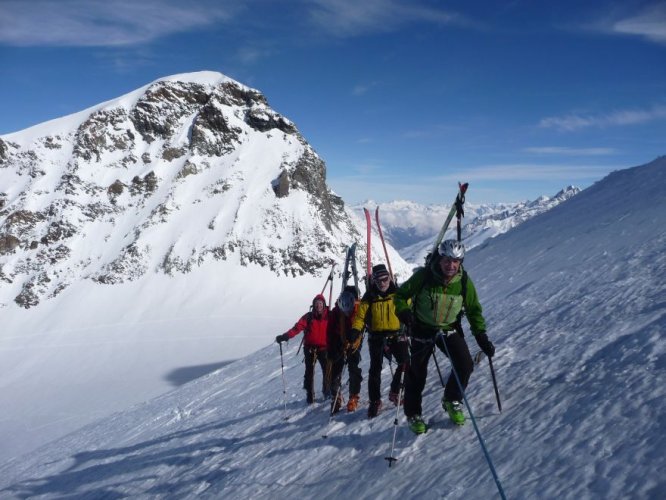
{"left": 454, "top": 269, "right": 469, "bottom": 335}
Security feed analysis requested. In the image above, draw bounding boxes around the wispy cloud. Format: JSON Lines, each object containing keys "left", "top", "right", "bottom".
{"left": 0, "top": 0, "right": 236, "bottom": 47}
{"left": 352, "top": 82, "right": 379, "bottom": 96}
{"left": 329, "top": 162, "right": 615, "bottom": 204}
{"left": 306, "top": 0, "right": 465, "bottom": 37}
{"left": 539, "top": 105, "right": 666, "bottom": 131}
{"left": 236, "top": 46, "right": 274, "bottom": 64}
{"left": 435, "top": 163, "right": 617, "bottom": 182}
{"left": 611, "top": 3, "right": 666, "bottom": 44}
{"left": 524, "top": 147, "right": 616, "bottom": 156}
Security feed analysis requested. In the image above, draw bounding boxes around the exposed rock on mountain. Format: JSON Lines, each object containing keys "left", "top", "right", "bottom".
{"left": 0, "top": 72, "right": 406, "bottom": 308}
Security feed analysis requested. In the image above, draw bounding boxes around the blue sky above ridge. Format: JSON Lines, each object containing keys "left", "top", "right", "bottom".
{"left": 0, "top": 0, "right": 664, "bottom": 203}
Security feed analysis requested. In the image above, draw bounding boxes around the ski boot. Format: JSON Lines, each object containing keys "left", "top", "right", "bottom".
{"left": 346, "top": 394, "right": 360, "bottom": 412}
{"left": 367, "top": 399, "right": 383, "bottom": 418}
{"left": 331, "top": 394, "right": 344, "bottom": 414}
{"left": 443, "top": 399, "right": 465, "bottom": 425}
{"left": 407, "top": 415, "right": 428, "bottom": 435}
{"left": 388, "top": 390, "right": 403, "bottom": 406}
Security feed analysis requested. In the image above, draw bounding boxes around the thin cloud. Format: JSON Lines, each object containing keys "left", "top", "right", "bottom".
{"left": 539, "top": 105, "right": 666, "bottom": 131}
{"left": 0, "top": 0, "right": 236, "bottom": 47}
{"left": 612, "top": 3, "right": 666, "bottom": 44}
{"left": 354, "top": 163, "right": 382, "bottom": 175}
{"left": 236, "top": 46, "right": 274, "bottom": 64}
{"left": 352, "top": 82, "right": 378, "bottom": 96}
{"left": 436, "top": 164, "right": 618, "bottom": 182}
{"left": 524, "top": 147, "right": 616, "bottom": 156}
{"left": 306, "top": 0, "right": 465, "bottom": 37}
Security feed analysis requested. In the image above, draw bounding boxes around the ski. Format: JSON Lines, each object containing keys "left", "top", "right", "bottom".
{"left": 341, "top": 243, "right": 357, "bottom": 290}
{"left": 363, "top": 207, "right": 372, "bottom": 286}
{"left": 428, "top": 182, "right": 468, "bottom": 264}
{"left": 375, "top": 207, "right": 394, "bottom": 282}
{"left": 321, "top": 261, "right": 336, "bottom": 309}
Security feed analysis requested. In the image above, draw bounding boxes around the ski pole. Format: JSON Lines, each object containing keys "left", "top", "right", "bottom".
{"left": 323, "top": 356, "right": 349, "bottom": 438}
{"left": 473, "top": 351, "right": 502, "bottom": 413}
{"left": 431, "top": 341, "right": 446, "bottom": 387}
{"left": 279, "top": 343, "right": 288, "bottom": 420}
{"left": 308, "top": 348, "right": 318, "bottom": 404}
{"left": 436, "top": 331, "right": 506, "bottom": 500}
{"left": 488, "top": 357, "right": 502, "bottom": 413}
{"left": 385, "top": 361, "right": 408, "bottom": 467}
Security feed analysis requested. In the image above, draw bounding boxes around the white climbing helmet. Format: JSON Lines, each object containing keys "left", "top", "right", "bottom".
{"left": 438, "top": 239, "right": 465, "bottom": 260}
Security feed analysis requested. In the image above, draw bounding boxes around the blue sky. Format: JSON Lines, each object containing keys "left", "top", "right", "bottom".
{"left": 1, "top": 0, "right": 664, "bottom": 204}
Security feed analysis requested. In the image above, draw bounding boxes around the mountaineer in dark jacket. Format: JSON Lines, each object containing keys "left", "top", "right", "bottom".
{"left": 326, "top": 286, "right": 363, "bottom": 413}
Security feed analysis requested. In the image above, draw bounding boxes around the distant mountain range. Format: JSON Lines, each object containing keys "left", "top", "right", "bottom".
{"left": 353, "top": 185, "right": 581, "bottom": 264}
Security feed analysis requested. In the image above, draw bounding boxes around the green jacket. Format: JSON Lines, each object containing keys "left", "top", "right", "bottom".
{"left": 393, "top": 258, "right": 486, "bottom": 337}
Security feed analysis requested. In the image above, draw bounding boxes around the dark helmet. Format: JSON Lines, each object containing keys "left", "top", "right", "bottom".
{"left": 337, "top": 291, "right": 356, "bottom": 316}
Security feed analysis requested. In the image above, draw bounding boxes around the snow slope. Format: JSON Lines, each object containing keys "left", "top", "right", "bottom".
{"left": 0, "top": 157, "right": 663, "bottom": 499}
{"left": 0, "top": 71, "right": 411, "bottom": 464}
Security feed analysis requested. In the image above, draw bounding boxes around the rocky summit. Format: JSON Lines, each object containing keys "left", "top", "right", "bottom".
{"left": 0, "top": 71, "right": 384, "bottom": 308}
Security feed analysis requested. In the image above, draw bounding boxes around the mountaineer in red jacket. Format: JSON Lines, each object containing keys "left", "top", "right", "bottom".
{"left": 276, "top": 294, "right": 330, "bottom": 404}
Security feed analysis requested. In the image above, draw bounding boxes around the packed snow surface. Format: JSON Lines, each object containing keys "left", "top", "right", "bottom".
{"left": 0, "top": 158, "right": 664, "bottom": 499}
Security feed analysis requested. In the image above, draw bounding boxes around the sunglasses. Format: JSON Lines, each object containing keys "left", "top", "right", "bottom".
{"left": 374, "top": 276, "right": 390, "bottom": 284}
{"left": 441, "top": 257, "right": 462, "bottom": 264}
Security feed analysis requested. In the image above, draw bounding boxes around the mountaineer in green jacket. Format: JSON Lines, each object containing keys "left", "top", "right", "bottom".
{"left": 394, "top": 240, "right": 495, "bottom": 433}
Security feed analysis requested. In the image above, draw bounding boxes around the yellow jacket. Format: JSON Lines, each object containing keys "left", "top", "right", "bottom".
{"left": 351, "top": 288, "right": 401, "bottom": 334}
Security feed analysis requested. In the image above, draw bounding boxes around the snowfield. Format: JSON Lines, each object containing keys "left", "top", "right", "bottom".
{"left": 0, "top": 158, "right": 664, "bottom": 499}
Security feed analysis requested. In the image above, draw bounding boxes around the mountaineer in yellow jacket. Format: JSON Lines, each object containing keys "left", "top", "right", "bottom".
{"left": 350, "top": 264, "right": 408, "bottom": 418}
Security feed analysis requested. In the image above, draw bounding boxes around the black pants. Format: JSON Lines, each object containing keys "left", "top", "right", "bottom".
{"left": 329, "top": 346, "right": 363, "bottom": 398}
{"left": 368, "top": 333, "right": 409, "bottom": 402}
{"left": 403, "top": 330, "right": 474, "bottom": 418}
{"left": 304, "top": 347, "right": 329, "bottom": 402}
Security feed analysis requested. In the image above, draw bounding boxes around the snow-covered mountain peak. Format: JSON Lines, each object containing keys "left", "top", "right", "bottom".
{"left": 0, "top": 73, "right": 408, "bottom": 308}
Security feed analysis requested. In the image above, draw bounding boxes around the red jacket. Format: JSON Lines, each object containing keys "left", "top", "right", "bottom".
{"left": 285, "top": 294, "right": 329, "bottom": 349}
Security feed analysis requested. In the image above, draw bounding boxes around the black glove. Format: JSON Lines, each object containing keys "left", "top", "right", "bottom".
{"left": 275, "top": 333, "right": 289, "bottom": 344}
{"left": 347, "top": 329, "right": 361, "bottom": 343}
{"left": 475, "top": 332, "right": 495, "bottom": 358}
{"left": 397, "top": 309, "right": 413, "bottom": 327}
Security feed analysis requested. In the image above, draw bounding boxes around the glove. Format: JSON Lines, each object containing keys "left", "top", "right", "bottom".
{"left": 347, "top": 329, "right": 361, "bottom": 343}
{"left": 475, "top": 332, "right": 495, "bottom": 358}
{"left": 275, "top": 333, "right": 290, "bottom": 344}
{"left": 397, "top": 309, "right": 413, "bottom": 327}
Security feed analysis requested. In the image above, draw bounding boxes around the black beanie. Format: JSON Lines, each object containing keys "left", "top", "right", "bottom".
{"left": 372, "top": 264, "right": 390, "bottom": 280}
{"left": 343, "top": 285, "right": 359, "bottom": 299}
